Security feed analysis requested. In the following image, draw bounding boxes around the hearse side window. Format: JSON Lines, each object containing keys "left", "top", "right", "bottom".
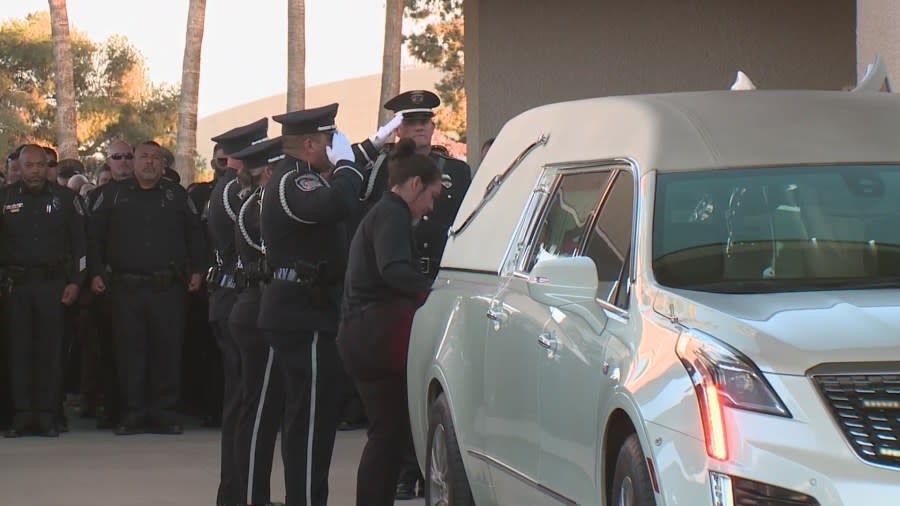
{"left": 524, "top": 170, "right": 612, "bottom": 272}
{"left": 583, "top": 171, "right": 635, "bottom": 305}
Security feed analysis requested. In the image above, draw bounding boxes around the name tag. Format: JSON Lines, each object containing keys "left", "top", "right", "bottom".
{"left": 3, "top": 202, "right": 23, "bottom": 214}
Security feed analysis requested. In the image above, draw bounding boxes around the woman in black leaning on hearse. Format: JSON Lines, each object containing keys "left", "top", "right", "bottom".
{"left": 337, "top": 138, "right": 443, "bottom": 506}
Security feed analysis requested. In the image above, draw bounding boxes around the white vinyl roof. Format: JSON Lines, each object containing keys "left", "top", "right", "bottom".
{"left": 443, "top": 90, "right": 900, "bottom": 273}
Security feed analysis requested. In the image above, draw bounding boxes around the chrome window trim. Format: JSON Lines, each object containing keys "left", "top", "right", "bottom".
{"left": 505, "top": 158, "right": 640, "bottom": 316}
{"left": 467, "top": 449, "right": 579, "bottom": 505}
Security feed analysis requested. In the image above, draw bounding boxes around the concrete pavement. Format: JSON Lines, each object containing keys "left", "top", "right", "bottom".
{"left": 0, "top": 416, "right": 426, "bottom": 506}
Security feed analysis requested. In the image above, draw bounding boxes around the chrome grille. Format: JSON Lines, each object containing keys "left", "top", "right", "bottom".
{"left": 812, "top": 373, "right": 900, "bottom": 469}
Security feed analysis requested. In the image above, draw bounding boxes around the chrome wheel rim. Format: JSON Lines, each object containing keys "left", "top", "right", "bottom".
{"left": 428, "top": 423, "right": 450, "bottom": 506}
{"left": 618, "top": 475, "right": 635, "bottom": 506}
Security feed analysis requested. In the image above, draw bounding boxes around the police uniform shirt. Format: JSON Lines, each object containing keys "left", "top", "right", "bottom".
{"left": 0, "top": 181, "right": 87, "bottom": 284}
{"left": 88, "top": 178, "right": 205, "bottom": 276}
{"left": 343, "top": 192, "right": 432, "bottom": 309}
{"left": 229, "top": 186, "right": 265, "bottom": 325}
{"left": 207, "top": 170, "right": 242, "bottom": 274}
{"left": 257, "top": 156, "right": 364, "bottom": 332}
{"left": 361, "top": 148, "right": 472, "bottom": 273}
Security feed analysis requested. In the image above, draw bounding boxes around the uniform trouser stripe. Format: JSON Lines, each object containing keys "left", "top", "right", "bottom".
{"left": 306, "top": 332, "right": 319, "bottom": 506}
{"left": 246, "top": 346, "right": 275, "bottom": 503}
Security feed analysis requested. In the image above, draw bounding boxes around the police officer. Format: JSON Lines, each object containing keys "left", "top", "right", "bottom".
{"left": 207, "top": 118, "right": 268, "bottom": 506}
{"left": 229, "top": 137, "right": 285, "bottom": 506}
{"left": 0, "top": 144, "right": 87, "bottom": 437}
{"left": 361, "top": 90, "right": 473, "bottom": 498}
{"left": 185, "top": 143, "right": 228, "bottom": 429}
{"left": 85, "top": 139, "right": 134, "bottom": 430}
{"left": 258, "top": 103, "right": 365, "bottom": 506}
{"left": 89, "top": 140, "right": 205, "bottom": 435}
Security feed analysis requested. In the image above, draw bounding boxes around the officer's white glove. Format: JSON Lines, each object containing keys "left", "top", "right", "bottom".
{"left": 369, "top": 112, "right": 403, "bottom": 149}
{"left": 326, "top": 131, "right": 355, "bottom": 166}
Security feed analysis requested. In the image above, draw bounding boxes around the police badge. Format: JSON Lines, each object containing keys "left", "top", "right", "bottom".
{"left": 165, "top": 189, "right": 175, "bottom": 201}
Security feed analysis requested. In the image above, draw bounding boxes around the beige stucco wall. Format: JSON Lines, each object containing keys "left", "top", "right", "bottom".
{"left": 466, "top": 0, "right": 856, "bottom": 168}
{"left": 858, "top": 0, "right": 900, "bottom": 84}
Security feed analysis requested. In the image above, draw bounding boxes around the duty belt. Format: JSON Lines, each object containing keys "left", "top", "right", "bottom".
{"left": 271, "top": 267, "right": 315, "bottom": 285}
{"left": 4, "top": 264, "right": 66, "bottom": 282}
{"left": 206, "top": 266, "right": 237, "bottom": 289}
{"left": 112, "top": 270, "right": 180, "bottom": 290}
{"left": 234, "top": 268, "right": 269, "bottom": 289}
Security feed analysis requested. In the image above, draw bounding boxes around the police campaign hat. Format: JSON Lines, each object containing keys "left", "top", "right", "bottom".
{"left": 384, "top": 90, "right": 440, "bottom": 119}
{"left": 273, "top": 103, "right": 339, "bottom": 136}
{"left": 230, "top": 137, "right": 283, "bottom": 172}
{"left": 211, "top": 117, "right": 268, "bottom": 155}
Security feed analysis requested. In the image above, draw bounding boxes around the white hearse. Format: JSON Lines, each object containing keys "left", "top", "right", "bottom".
{"left": 408, "top": 89, "right": 900, "bottom": 505}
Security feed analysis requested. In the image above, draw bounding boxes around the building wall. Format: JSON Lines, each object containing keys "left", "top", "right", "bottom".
{"left": 858, "top": 0, "right": 900, "bottom": 85}
{"left": 466, "top": 0, "right": 856, "bottom": 167}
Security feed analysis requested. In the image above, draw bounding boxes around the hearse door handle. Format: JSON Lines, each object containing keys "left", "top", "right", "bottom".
{"left": 538, "top": 332, "right": 558, "bottom": 353}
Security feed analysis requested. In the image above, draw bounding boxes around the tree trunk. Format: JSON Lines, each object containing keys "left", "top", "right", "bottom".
{"left": 174, "top": 0, "right": 207, "bottom": 185}
{"left": 378, "top": 0, "right": 405, "bottom": 127}
{"left": 286, "top": 0, "right": 306, "bottom": 111}
{"left": 48, "top": 0, "right": 78, "bottom": 158}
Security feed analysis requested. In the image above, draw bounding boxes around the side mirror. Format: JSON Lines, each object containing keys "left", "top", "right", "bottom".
{"left": 527, "top": 256, "right": 607, "bottom": 334}
{"left": 527, "top": 256, "right": 599, "bottom": 306}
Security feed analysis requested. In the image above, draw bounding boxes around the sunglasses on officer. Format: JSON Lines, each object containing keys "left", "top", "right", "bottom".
{"left": 109, "top": 153, "right": 135, "bottom": 161}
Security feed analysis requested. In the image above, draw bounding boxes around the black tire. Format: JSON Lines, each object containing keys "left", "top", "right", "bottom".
{"left": 424, "top": 393, "right": 475, "bottom": 506}
{"left": 610, "top": 434, "right": 657, "bottom": 506}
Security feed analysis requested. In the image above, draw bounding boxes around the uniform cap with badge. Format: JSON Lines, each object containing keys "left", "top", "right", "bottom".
{"left": 273, "top": 103, "right": 339, "bottom": 136}
{"left": 230, "top": 137, "right": 284, "bottom": 175}
{"left": 211, "top": 117, "right": 269, "bottom": 156}
{"left": 384, "top": 90, "right": 440, "bottom": 120}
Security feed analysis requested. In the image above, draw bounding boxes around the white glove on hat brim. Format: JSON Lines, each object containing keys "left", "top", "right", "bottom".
{"left": 327, "top": 131, "right": 355, "bottom": 166}
{"left": 370, "top": 112, "right": 404, "bottom": 149}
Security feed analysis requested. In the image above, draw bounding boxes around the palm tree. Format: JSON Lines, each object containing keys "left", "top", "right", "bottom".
{"left": 378, "top": 0, "right": 405, "bottom": 126}
{"left": 286, "top": 0, "right": 306, "bottom": 111}
{"left": 48, "top": 0, "right": 78, "bottom": 158}
{"left": 174, "top": 0, "right": 207, "bottom": 185}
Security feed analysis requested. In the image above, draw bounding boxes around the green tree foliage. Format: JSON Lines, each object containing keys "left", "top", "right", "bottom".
{"left": 0, "top": 12, "right": 179, "bottom": 158}
{"left": 405, "top": 0, "right": 465, "bottom": 142}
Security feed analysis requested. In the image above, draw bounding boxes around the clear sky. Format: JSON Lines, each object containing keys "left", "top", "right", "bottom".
{"left": 2, "top": 1, "right": 401, "bottom": 117}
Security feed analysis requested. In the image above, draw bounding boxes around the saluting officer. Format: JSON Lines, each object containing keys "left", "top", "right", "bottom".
{"left": 258, "top": 103, "right": 365, "bottom": 506}
{"left": 207, "top": 118, "right": 269, "bottom": 506}
{"left": 379, "top": 91, "right": 472, "bottom": 280}
{"left": 89, "top": 140, "right": 205, "bottom": 436}
{"left": 0, "top": 144, "right": 87, "bottom": 437}
{"left": 359, "top": 90, "right": 473, "bottom": 498}
{"left": 228, "top": 137, "right": 285, "bottom": 506}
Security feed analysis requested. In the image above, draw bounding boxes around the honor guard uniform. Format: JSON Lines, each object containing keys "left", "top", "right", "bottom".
{"left": 228, "top": 138, "right": 286, "bottom": 506}
{"left": 207, "top": 117, "right": 269, "bottom": 506}
{"left": 88, "top": 141, "right": 206, "bottom": 436}
{"left": 1, "top": 145, "right": 87, "bottom": 437}
{"left": 364, "top": 90, "right": 472, "bottom": 279}
{"left": 258, "top": 103, "right": 365, "bottom": 506}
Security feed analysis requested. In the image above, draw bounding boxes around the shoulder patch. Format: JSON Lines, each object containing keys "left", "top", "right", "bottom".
{"left": 295, "top": 173, "right": 324, "bottom": 192}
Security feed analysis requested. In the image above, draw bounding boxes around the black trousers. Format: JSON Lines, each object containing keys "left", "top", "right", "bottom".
{"left": 336, "top": 302, "right": 418, "bottom": 506}
{"left": 5, "top": 279, "right": 65, "bottom": 428}
{"left": 232, "top": 314, "right": 283, "bottom": 505}
{"left": 265, "top": 329, "right": 342, "bottom": 506}
{"left": 211, "top": 287, "right": 242, "bottom": 506}
{"left": 354, "top": 376, "right": 416, "bottom": 506}
{"left": 92, "top": 293, "right": 120, "bottom": 424}
{"left": 111, "top": 282, "right": 186, "bottom": 423}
